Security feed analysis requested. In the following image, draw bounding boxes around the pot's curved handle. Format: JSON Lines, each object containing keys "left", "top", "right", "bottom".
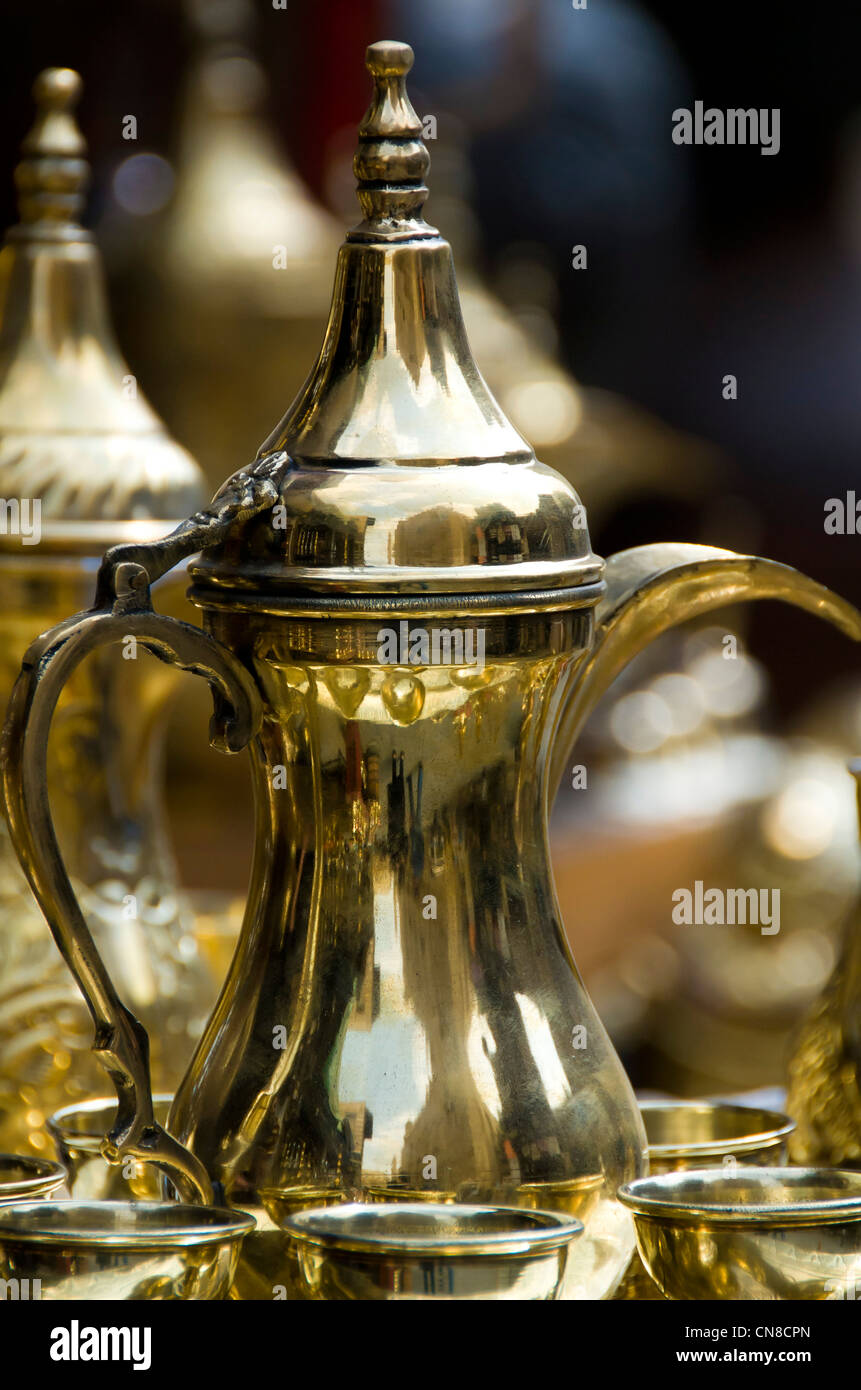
{"left": 0, "top": 452, "right": 291, "bottom": 1204}
{"left": 549, "top": 543, "right": 861, "bottom": 802}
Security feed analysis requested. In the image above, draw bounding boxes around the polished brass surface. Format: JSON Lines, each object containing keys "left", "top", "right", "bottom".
{"left": 48, "top": 1096, "right": 172, "bottom": 1200}
{"left": 285, "top": 1202, "right": 581, "bottom": 1300}
{"left": 3, "top": 39, "right": 861, "bottom": 1302}
{"left": 0, "top": 69, "right": 203, "bottom": 531}
{"left": 640, "top": 1100, "right": 794, "bottom": 1168}
{"left": 1, "top": 535, "right": 267, "bottom": 1201}
{"left": 207, "top": 298, "right": 598, "bottom": 599}
{"left": 0, "top": 1200, "right": 254, "bottom": 1300}
{"left": 0, "top": 1152, "right": 67, "bottom": 1201}
{"left": 786, "top": 759, "right": 861, "bottom": 1167}
{"left": 547, "top": 543, "right": 861, "bottom": 799}
{"left": 615, "top": 1099, "right": 794, "bottom": 1299}
{"left": 0, "top": 559, "right": 214, "bottom": 1159}
{"left": 205, "top": 45, "right": 600, "bottom": 600}
{"left": 516, "top": 1174, "right": 605, "bottom": 1223}
{"left": 0, "top": 68, "right": 213, "bottom": 1160}
{"left": 618, "top": 1166, "right": 861, "bottom": 1300}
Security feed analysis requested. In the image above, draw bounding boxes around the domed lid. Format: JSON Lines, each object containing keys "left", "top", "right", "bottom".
{"left": 192, "top": 42, "right": 602, "bottom": 610}
{"left": 0, "top": 69, "right": 206, "bottom": 552}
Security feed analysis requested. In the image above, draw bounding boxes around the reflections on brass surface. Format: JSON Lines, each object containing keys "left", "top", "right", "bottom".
{"left": 233, "top": 1185, "right": 348, "bottom": 1302}
{"left": 640, "top": 1100, "right": 794, "bottom": 1169}
{"left": 284, "top": 1202, "right": 581, "bottom": 1301}
{"left": 517, "top": 1174, "right": 604, "bottom": 1223}
{"left": 0, "top": 570, "right": 216, "bottom": 1159}
{"left": 0, "top": 1152, "right": 67, "bottom": 1201}
{"left": 169, "top": 609, "right": 645, "bottom": 1299}
{"left": 0, "top": 1201, "right": 255, "bottom": 1300}
{"left": 260, "top": 1183, "right": 347, "bottom": 1229}
{"left": 48, "top": 1096, "right": 173, "bottom": 1200}
{"left": 614, "top": 1099, "right": 794, "bottom": 1300}
{"left": 0, "top": 67, "right": 211, "bottom": 1159}
{"left": 618, "top": 1166, "right": 861, "bottom": 1300}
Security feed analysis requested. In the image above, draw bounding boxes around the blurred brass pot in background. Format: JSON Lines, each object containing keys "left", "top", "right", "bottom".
{"left": 0, "top": 69, "right": 216, "bottom": 1157}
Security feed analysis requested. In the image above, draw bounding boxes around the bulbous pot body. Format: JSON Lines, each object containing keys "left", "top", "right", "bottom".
{"left": 169, "top": 603, "right": 647, "bottom": 1299}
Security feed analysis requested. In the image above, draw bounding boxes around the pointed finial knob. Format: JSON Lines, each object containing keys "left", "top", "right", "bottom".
{"left": 349, "top": 40, "right": 437, "bottom": 243}
{"left": 12, "top": 68, "right": 89, "bottom": 234}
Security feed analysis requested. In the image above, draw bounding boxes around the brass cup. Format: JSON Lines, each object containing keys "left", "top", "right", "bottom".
{"left": 285, "top": 1202, "right": 583, "bottom": 1301}
{"left": 0, "top": 1201, "right": 255, "bottom": 1300}
{"left": 618, "top": 1166, "right": 861, "bottom": 1300}
{"left": 517, "top": 1174, "right": 605, "bottom": 1223}
{"left": 640, "top": 1100, "right": 795, "bottom": 1171}
{"left": 614, "top": 1099, "right": 794, "bottom": 1299}
{"left": 0, "top": 1153, "right": 67, "bottom": 1202}
{"left": 364, "top": 1186, "right": 457, "bottom": 1204}
{"left": 47, "top": 1096, "right": 173, "bottom": 1200}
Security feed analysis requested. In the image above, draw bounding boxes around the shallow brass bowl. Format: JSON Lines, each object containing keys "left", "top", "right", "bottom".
{"left": 615, "top": 1099, "right": 794, "bottom": 1300}
{"left": 48, "top": 1096, "right": 172, "bottom": 1200}
{"left": 285, "top": 1202, "right": 583, "bottom": 1301}
{"left": 0, "top": 1153, "right": 67, "bottom": 1203}
{"left": 641, "top": 1100, "right": 794, "bottom": 1172}
{"left": 0, "top": 1200, "right": 255, "bottom": 1300}
{"left": 618, "top": 1166, "right": 861, "bottom": 1300}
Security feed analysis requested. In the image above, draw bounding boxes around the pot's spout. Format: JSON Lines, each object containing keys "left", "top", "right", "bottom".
{"left": 548, "top": 542, "right": 861, "bottom": 801}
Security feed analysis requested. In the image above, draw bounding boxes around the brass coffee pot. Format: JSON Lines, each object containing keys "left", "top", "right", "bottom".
{"left": 0, "top": 69, "right": 213, "bottom": 1157}
{"left": 3, "top": 42, "right": 860, "bottom": 1298}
